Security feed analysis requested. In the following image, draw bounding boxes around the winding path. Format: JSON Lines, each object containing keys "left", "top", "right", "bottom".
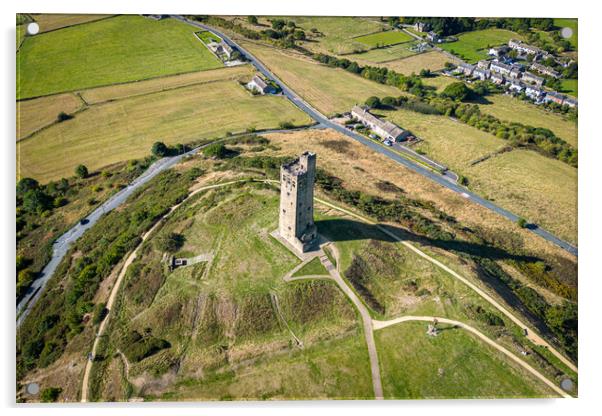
{"left": 172, "top": 15, "right": 577, "bottom": 257}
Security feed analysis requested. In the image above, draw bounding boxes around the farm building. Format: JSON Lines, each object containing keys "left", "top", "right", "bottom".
{"left": 426, "top": 31, "right": 440, "bottom": 43}
{"left": 414, "top": 22, "right": 430, "bottom": 32}
{"left": 521, "top": 71, "right": 544, "bottom": 87}
{"left": 247, "top": 75, "right": 275, "bottom": 94}
{"left": 351, "top": 106, "right": 408, "bottom": 142}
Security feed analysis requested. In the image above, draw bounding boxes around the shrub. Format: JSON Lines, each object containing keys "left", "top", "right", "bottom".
{"left": 441, "top": 82, "right": 473, "bottom": 101}
{"left": 57, "top": 112, "right": 73, "bottom": 122}
{"left": 75, "top": 164, "right": 88, "bottom": 179}
{"left": 151, "top": 141, "right": 168, "bottom": 157}
{"left": 203, "top": 143, "right": 228, "bottom": 159}
{"left": 154, "top": 232, "right": 185, "bottom": 253}
{"left": 365, "top": 96, "right": 382, "bottom": 109}
{"left": 278, "top": 121, "right": 295, "bottom": 129}
{"left": 40, "top": 387, "right": 62, "bottom": 402}
{"left": 517, "top": 217, "right": 528, "bottom": 228}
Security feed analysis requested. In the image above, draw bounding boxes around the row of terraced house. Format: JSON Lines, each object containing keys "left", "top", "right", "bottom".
{"left": 452, "top": 39, "right": 577, "bottom": 108}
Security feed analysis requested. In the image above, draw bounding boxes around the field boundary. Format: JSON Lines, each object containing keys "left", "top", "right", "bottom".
{"left": 31, "top": 14, "right": 119, "bottom": 36}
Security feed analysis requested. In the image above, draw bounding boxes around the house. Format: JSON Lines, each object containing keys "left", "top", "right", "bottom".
{"left": 219, "top": 42, "right": 234, "bottom": 59}
{"left": 247, "top": 75, "right": 275, "bottom": 94}
{"left": 508, "top": 79, "right": 524, "bottom": 93}
{"left": 426, "top": 31, "right": 440, "bottom": 43}
{"left": 508, "top": 39, "right": 542, "bottom": 56}
{"left": 525, "top": 85, "right": 544, "bottom": 100}
{"left": 509, "top": 64, "right": 523, "bottom": 79}
{"left": 477, "top": 60, "right": 491, "bottom": 69}
{"left": 457, "top": 62, "right": 475, "bottom": 76}
{"left": 351, "top": 106, "right": 408, "bottom": 142}
{"left": 490, "top": 72, "right": 505, "bottom": 85}
{"left": 488, "top": 46, "right": 510, "bottom": 57}
{"left": 472, "top": 67, "right": 490, "bottom": 81}
{"left": 414, "top": 22, "right": 430, "bottom": 32}
{"left": 521, "top": 71, "right": 544, "bottom": 87}
{"left": 563, "top": 97, "right": 578, "bottom": 108}
{"left": 490, "top": 61, "right": 512, "bottom": 76}
{"left": 544, "top": 91, "right": 565, "bottom": 105}
{"left": 530, "top": 62, "right": 561, "bottom": 79}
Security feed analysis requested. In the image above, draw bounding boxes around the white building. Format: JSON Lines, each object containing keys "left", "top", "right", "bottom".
{"left": 351, "top": 106, "right": 408, "bottom": 142}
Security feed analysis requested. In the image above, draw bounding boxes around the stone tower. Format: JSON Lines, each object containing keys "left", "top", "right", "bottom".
{"left": 279, "top": 151, "right": 317, "bottom": 253}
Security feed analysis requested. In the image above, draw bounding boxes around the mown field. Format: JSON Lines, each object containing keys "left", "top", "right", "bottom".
{"left": 468, "top": 149, "right": 577, "bottom": 244}
{"left": 17, "top": 66, "right": 253, "bottom": 141}
{"left": 17, "top": 15, "right": 223, "bottom": 99}
{"left": 376, "top": 322, "right": 557, "bottom": 399}
{"left": 440, "top": 28, "right": 524, "bottom": 63}
{"left": 31, "top": 14, "right": 114, "bottom": 33}
{"left": 238, "top": 41, "right": 402, "bottom": 115}
{"left": 377, "top": 51, "right": 459, "bottom": 75}
{"left": 421, "top": 75, "right": 458, "bottom": 92}
{"left": 281, "top": 16, "right": 387, "bottom": 55}
{"left": 378, "top": 107, "right": 577, "bottom": 243}
{"left": 375, "top": 108, "right": 507, "bottom": 168}
{"left": 346, "top": 42, "right": 420, "bottom": 64}
{"left": 479, "top": 94, "right": 578, "bottom": 147}
{"left": 354, "top": 30, "right": 413, "bottom": 47}
{"left": 18, "top": 77, "right": 312, "bottom": 182}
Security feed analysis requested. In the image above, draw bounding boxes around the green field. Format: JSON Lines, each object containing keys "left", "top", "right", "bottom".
{"left": 17, "top": 15, "right": 223, "bottom": 99}
{"left": 18, "top": 76, "right": 312, "bottom": 183}
{"left": 560, "top": 78, "right": 578, "bottom": 97}
{"left": 554, "top": 18, "right": 578, "bottom": 49}
{"left": 239, "top": 41, "right": 402, "bottom": 116}
{"left": 376, "top": 322, "right": 557, "bottom": 399}
{"left": 440, "top": 28, "right": 523, "bottom": 63}
{"left": 354, "top": 30, "right": 413, "bottom": 48}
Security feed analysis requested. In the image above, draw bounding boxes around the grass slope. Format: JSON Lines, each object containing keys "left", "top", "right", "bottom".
{"left": 480, "top": 94, "right": 577, "bottom": 147}
{"left": 17, "top": 93, "right": 83, "bottom": 140}
{"left": 18, "top": 79, "right": 312, "bottom": 182}
{"left": 17, "top": 15, "right": 223, "bottom": 99}
{"left": 239, "top": 41, "right": 402, "bottom": 116}
{"left": 554, "top": 18, "right": 577, "bottom": 49}
{"left": 292, "top": 257, "right": 328, "bottom": 277}
{"left": 346, "top": 42, "right": 420, "bottom": 64}
{"left": 440, "top": 29, "right": 524, "bottom": 63}
{"left": 377, "top": 51, "right": 459, "bottom": 74}
{"left": 376, "top": 322, "right": 557, "bottom": 399}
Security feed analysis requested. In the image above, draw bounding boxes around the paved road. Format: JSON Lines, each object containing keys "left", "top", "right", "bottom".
{"left": 372, "top": 316, "right": 571, "bottom": 398}
{"left": 16, "top": 149, "right": 199, "bottom": 327}
{"left": 173, "top": 16, "right": 577, "bottom": 257}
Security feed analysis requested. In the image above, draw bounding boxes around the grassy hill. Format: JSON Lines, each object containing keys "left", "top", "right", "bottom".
{"left": 17, "top": 15, "right": 223, "bottom": 99}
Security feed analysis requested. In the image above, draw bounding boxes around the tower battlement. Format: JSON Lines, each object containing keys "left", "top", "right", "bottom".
{"left": 278, "top": 152, "right": 317, "bottom": 253}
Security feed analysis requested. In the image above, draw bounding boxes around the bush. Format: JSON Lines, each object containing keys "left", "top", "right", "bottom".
{"left": 278, "top": 121, "right": 295, "bottom": 129}
{"left": 40, "top": 387, "right": 62, "bottom": 402}
{"left": 247, "top": 15, "right": 258, "bottom": 25}
{"left": 203, "top": 143, "right": 228, "bottom": 159}
{"left": 57, "top": 112, "right": 73, "bottom": 122}
{"left": 75, "top": 164, "right": 89, "bottom": 179}
{"left": 154, "top": 232, "right": 185, "bottom": 253}
{"left": 92, "top": 302, "right": 108, "bottom": 325}
{"left": 441, "top": 82, "right": 473, "bottom": 101}
{"left": 151, "top": 141, "right": 168, "bottom": 157}
{"left": 517, "top": 217, "right": 528, "bottom": 228}
{"left": 365, "top": 96, "right": 382, "bottom": 109}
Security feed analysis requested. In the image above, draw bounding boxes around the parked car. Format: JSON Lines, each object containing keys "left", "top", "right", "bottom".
{"left": 383, "top": 140, "right": 393, "bottom": 146}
